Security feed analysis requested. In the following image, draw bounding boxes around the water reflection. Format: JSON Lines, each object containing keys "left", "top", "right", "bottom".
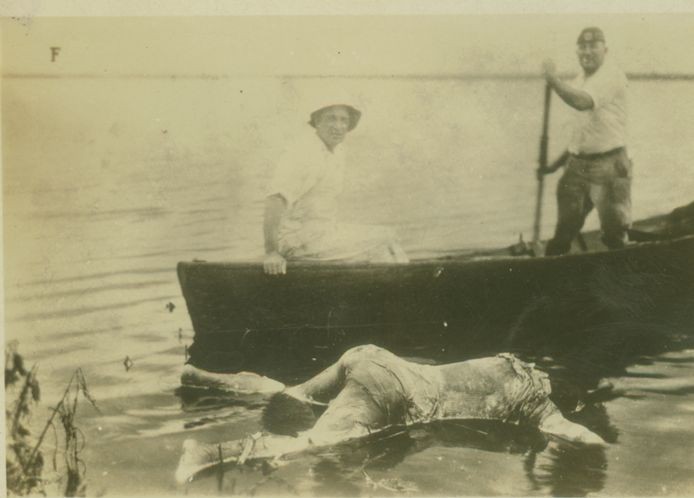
{"left": 176, "top": 386, "right": 268, "bottom": 413}
{"left": 524, "top": 443, "right": 607, "bottom": 497}
{"left": 308, "top": 421, "right": 608, "bottom": 497}
{"left": 180, "top": 405, "right": 610, "bottom": 496}
{"left": 522, "top": 404, "right": 613, "bottom": 496}
{"left": 511, "top": 283, "right": 694, "bottom": 417}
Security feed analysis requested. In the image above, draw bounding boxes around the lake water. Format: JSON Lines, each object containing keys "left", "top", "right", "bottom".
{"left": 3, "top": 76, "right": 694, "bottom": 496}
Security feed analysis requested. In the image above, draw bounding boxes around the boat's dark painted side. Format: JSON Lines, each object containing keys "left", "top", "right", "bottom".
{"left": 178, "top": 235, "right": 694, "bottom": 382}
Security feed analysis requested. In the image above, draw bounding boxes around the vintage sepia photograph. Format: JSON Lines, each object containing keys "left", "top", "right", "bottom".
{"left": 2, "top": 2, "right": 694, "bottom": 496}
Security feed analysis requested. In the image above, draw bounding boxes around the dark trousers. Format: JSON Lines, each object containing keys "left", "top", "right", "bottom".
{"left": 545, "top": 148, "right": 632, "bottom": 256}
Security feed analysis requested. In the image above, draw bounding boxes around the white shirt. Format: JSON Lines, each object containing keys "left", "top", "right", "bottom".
{"left": 268, "top": 128, "right": 345, "bottom": 246}
{"left": 568, "top": 59, "right": 628, "bottom": 155}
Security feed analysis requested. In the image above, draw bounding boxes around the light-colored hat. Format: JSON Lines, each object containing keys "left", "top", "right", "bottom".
{"left": 309, "top": 102, "right": 362, "bottom": 131}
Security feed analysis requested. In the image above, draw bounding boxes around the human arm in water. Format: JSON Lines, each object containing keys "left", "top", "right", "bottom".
{"left": 175, "top": 346, "right": 405, "bottom": 483}
{"left": 263, "top": 194, "right": 288, "bottom": 275}
{"left": 175, "top": 433, "right": 314, "bottom": 484}
{"left": 175, "top": 404, "right": 603, "bottom": 485}
{"left": 175, "top": 386, "right": 367, "bottom": 484}
{"left": 542, "top": 59, "right": 594, "bottom": 111}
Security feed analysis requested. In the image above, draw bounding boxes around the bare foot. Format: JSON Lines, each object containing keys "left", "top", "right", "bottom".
{"left": 180, "top": 365, "right": 284, "bottom": 394}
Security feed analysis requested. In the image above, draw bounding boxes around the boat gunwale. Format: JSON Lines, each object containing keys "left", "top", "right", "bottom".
{"left": 176, "top": 233, "right": 694, "bottom": 272}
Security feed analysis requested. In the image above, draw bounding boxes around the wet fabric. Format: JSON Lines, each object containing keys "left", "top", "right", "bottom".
{"left": 308, "top": 345, "right": 444, "bottom": 437}
{"left": 437, "top": 353, "right": 555, "bottom": 426}
{"left": 294, "top": 345, "right": 559, "bottom": 439}
{"left": 546, "top": 148, "right": 632, "bottom": 255}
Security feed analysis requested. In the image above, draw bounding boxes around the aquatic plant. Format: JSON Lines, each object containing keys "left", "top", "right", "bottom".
{"left": 5, "top": 343, "right": 43, "bottom": 496}
{"left": 5, "top": 343, "right": 99, "bottom": 497}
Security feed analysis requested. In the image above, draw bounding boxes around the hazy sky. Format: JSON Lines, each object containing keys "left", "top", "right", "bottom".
{"left": 2, "top": 13, "right": 694, "bottom": 77}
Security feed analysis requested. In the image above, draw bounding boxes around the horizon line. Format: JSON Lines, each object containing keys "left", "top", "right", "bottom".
{"left": 3, "top": 72, "right": 694, "bottom": 81}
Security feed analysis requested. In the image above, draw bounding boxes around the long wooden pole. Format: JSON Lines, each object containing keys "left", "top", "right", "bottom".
{"left": 532, "top": 82, "right": 552, "bottom": 247}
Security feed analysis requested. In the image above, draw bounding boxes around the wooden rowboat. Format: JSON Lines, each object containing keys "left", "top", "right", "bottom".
{"left": 178, "top": 204, "right": 694, "bottom": 382}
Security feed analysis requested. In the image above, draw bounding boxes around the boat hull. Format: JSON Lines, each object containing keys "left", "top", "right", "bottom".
{"left": 178, "top": 235, "right": 694, "bottom": 382}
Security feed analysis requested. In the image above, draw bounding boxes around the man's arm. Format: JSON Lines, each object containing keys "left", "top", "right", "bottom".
{"left": 176, "top": 434, "right": 313, "bottom": 484}
{"left": 537, "top": 150, "right": 570, "bottom": 179}
{"left": 263, "top": 194, "right": 288, "bottom": 275}
{"left": 542, "top": 60, "right": 594, "bottom": 111}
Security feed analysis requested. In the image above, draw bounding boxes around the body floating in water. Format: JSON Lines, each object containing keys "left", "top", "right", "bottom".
{"left": 176, "top": 345, "right": 604, "bottom": 483}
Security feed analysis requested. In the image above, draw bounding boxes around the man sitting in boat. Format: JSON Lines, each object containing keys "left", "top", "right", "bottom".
{"left": 176, "top": 345, "right": 604, "bottom": 483}
{"left": 263, "top": 100, "right": 409, "bottom": 275}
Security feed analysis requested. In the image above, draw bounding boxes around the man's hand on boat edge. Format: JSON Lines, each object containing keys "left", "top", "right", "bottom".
{"left": 264, "top": 251, "right": 287, "bottom": 275}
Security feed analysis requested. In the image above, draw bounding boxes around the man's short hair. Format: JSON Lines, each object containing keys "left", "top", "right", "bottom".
{"left": 309, "top": 104, "right": 362, "bottom": 131}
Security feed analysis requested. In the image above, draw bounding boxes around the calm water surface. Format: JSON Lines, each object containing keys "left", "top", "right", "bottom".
{"left": 4, "top": 77, "right": 694, "bottom": 496}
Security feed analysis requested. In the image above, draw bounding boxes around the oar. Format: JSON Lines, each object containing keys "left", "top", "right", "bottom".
{"left": 531, "top": 82, "right": 552, "bottom": 256}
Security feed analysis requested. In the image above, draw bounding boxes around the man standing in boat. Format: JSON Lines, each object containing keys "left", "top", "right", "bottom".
{"left": 538, "top": 27, "right": 631, "bottom": 256}
{"left": 263, "top": 99, "right": 408, "bottom": 274}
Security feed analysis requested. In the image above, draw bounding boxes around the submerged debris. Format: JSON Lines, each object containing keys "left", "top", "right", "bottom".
{"left": 362, "top": 469, "right": 418, "bottom": 494}
{"left": 123, "top": 356, "right": 134, "bottom": 372}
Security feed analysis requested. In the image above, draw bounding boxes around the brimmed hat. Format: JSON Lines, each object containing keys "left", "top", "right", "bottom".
{"left": 577, "top": 27, "right": 606, "bottom": 44}
{"left": 309, "top": 103, "right": 362, "bottom": 131}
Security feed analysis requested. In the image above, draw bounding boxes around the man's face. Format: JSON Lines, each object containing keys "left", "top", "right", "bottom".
{"left": 576, "top": 40, "right": 607, "bottom": 75}
{"left": 315, "top": 106, "right": 351, "bottom": 149}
